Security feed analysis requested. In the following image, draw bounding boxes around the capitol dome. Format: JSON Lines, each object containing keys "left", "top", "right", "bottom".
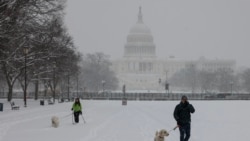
{"left": 124, "top": 7, "right": 156, "bottom": 58}
{"left": 129, "top": 23, "right": 151, "bottom": 34}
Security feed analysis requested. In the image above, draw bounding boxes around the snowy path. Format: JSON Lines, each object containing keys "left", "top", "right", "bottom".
{"left": 81, "top": 103, "right": 175, "bottom": 141}
{"left": 0, "top": 100, "right": 250, "bottom": 141}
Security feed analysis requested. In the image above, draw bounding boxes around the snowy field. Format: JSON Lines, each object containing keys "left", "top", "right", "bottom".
{"left": 0, "top": 99, "right": 249, "bottom": 141}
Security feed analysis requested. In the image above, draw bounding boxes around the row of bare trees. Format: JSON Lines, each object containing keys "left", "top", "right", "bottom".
{"left": 79, "top": 52, "right": 118, "bottom": 92}
{"left": 170, "top": 65, "right": 250, "bottom": 93}
{"left": 0, "top": 0, "right": 81, "bottom": 102}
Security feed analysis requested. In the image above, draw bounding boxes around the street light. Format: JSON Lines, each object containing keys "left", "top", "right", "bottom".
{"left": 158, "top": 78, "right": 161, "bottom": 92}
{"left": 165, "top": 82, "right": 169, "bottom": 97}
{"left": 76, "top": 72, "right": 79, "bottom": 98}
{"left": 33, "top": 71, "right": 39, "bottom": 100}
{"left": 230, "top": 81, "right": 233, "bottom": 95}
{"left": 122, "top": 84, "right": 127, "bottom": 106}
{"left": 122, "top": 84, "right": 126, "bottom": 98}
{"left": 53, "top": 62, "right": 56, "bottom": 103}
{"left": 23, "top": 46, "right": 29, "bottom": 107}
{"left": 43, "top": 80, "right": 48, "bottom": 100}
{"left": 102, "top": 80, "right": 106, "bottom": 93}
{"left": 67, "top": 70, "right": 70, "bottom": 100}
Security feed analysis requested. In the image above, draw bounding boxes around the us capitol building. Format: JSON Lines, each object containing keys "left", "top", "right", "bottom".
{"left": 111, "top": 7, "right": 235, "bottom": 91}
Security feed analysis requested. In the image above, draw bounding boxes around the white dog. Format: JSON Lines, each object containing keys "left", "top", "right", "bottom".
{"left": 154, "top": 129, "right": 169, "bottom": 141}
{"left": 51, "top": 116, "right": 59, "bottom": 128}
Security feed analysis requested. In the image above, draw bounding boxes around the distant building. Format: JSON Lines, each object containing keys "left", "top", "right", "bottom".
{"left": 111, "top": 7, "right": 236, "bottom": 91}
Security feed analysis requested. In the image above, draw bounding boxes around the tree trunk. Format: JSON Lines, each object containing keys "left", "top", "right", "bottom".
{"left": 34, "top": 80, "right": 39, "bottom": 100}
{"left": 34, "top": 74, "right": 40, "bottom": 100}
{"left": 7, "top": 85, "right": 13, "bottom": 102}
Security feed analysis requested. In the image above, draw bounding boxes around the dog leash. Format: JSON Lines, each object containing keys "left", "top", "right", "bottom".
{"left": 60, "top": 113, "right": 73, "bottom": 119}
{"left": 168, "top": 126, "right": 179, "bottom": 133}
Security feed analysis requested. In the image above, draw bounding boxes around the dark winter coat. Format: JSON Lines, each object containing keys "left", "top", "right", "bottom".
{"left": 173, "top": 101, "right": 195, "bottom": 126}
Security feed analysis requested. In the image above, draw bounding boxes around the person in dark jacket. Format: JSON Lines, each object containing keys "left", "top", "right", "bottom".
{"left": 174, "top": 95, "right": 195, "bottom": 141}
{"left": 71, "top": 98, "right": 82, "bottom": 123}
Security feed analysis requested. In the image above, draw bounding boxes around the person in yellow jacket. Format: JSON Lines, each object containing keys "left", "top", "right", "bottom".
{"left": 71, "top": 98, "right": 82, "bottom": 123}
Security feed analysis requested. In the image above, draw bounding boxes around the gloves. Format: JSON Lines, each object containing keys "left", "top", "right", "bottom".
{"left": 188, "top": 104, "right": 195, "bottom": 113}
{"left": 177, "top": 120, "right": 182, "bottom": 126}
{"left": 184, "top": 101, "right": 189, "bottom": 107}
{"left": 79, "top": 111, "right": 82, "bottom": 115}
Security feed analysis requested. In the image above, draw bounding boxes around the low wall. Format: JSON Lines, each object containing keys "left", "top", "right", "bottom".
{"left": 1, "top": 92, "right": 250, "bottom": 101}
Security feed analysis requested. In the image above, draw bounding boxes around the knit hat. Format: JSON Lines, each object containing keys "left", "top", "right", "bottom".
{"left": 181, "top": 95, "right": 188, "bottom": 100}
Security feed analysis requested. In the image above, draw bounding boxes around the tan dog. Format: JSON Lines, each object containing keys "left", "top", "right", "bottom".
{"left": 51, "top": 116, "right": 59, "bottom": 128}
{"left": 154, "top": 129, "right": 169, "bottom": 141}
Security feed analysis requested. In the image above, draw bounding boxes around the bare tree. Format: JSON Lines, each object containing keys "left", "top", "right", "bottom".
{"left": 80, "top": 52, "right": 118, "bottom": 92}
{"left": 0, "top": 0, "right": 74, "bottom": 101}
{"left": 198, "top": 70, "right": 217, "bottom": 93}
{"left": 0, "top": 68, "right": 7, "bottom": 97}
{"left": 214, "top": 69, "right": 234, "bottom": 93}
{"left": 241, "top": 68, "right": 250, "bottom": 93}
{"left": 169, "top": 63, "right": 198, "bottom": 93}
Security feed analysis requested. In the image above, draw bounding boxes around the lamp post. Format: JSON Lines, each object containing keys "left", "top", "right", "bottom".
{"left": 165, "top": 82, "right": 169, "bottom": 97}
{"left": 76, "top": 72, "right": 79, "bottom": 98}
{"left": 158, "top": 78, "right": 161, "bottom": 92}
{"left": 33, "top": 71, "right": 39, "bottom": 100}
{"left": 230, "top": 81, "right": 233, "bottom": 95}
{"left": 53, "top": 62, "right": 56, "bottom": 103}
{"left": 23, "top": 47, "right": 29, "bottom": 107}
{"left": 122, "top": 84, "right": 126, "bottom": 98}
{"left": 122, "top": 84, "right": 127, "bottom": 106}
{"left": 67, "top": 70, "right": 70, "bottom": 100}
{"left": 102, "top": 80, "right": 106, "bottom": 94}
{"left": 43, "top": 80, "right": 48, "bottom": 101}
{"left": 43, "top": 62, "right": 50, "bottom": 101}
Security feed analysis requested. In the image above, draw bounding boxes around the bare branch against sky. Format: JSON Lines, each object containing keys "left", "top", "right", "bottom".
{"left": 64, "top": 0, "right": 250, "bottom": 67}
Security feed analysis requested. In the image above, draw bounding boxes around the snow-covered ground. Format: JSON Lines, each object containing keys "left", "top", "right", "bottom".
{"left": 0, "top": 99, "right": 249, "bottom": 141}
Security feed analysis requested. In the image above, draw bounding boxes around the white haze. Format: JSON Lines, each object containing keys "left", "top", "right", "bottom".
{"left": 64, "top": 0, "right": 250, "bottom": 67}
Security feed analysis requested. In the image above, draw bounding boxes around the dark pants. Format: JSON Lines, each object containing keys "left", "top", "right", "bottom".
{"left": 74, "top": 112, "right": 80, "bottom": 123}
{"left": 179, "top": 123, "right": 191, "bottom": 141}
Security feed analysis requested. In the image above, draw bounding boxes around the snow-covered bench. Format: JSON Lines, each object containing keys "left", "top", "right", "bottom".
{"left": 48, "top": 99, "right": 54, "bottom": 105}
{"left": 10, "top": 101, "right": 20, "bottom": 110}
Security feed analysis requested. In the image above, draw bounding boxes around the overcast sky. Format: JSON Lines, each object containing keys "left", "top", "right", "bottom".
{"left": 64, "top": 0, "right": 250, "bottom": 67}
